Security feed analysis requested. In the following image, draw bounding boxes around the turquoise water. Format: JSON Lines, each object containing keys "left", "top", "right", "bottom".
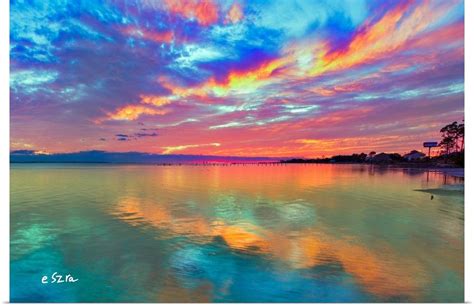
{"left": 10, "top": 164, "right": 464, "bottom": 302}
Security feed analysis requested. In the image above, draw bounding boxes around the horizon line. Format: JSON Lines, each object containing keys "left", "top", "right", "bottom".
{"left": 9, "top": 148, "right": 433, "bottom": 160}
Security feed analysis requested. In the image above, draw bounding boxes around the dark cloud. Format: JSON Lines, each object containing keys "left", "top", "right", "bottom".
{"left": 135, "top": 132, "right": 158, "bottom": 137}
{"left": 114, "top": 131, "right": 158, "bottom": 141}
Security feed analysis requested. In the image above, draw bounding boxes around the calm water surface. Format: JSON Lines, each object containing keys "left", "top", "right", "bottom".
{"left": 10, "top": 164, "right": 464, "bottom": 302}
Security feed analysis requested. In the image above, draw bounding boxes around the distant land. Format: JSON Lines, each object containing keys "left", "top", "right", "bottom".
{"left": 10, "top": 150, "right": 282, "bottom": 164}
{"left": 10, "top": 149, "right": 464, "bottom": 169}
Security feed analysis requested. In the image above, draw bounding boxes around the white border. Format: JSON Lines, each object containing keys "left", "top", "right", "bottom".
{"left": 464, "top": 0, "right": 472, "bottom": 303}
{"left": 1, "top": 1, "right": 472, "bottom": 305}
{"left": 1, "top": 0, "right": 10, "bottom": 303}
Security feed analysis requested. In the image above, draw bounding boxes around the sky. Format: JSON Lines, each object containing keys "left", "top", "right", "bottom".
{"left": 10, "top": 0, "right": 464, "bottom": 158}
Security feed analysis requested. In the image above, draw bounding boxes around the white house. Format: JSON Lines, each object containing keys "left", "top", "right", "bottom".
{"left": 403, "top": 150, "right": 426, "bottom": 161}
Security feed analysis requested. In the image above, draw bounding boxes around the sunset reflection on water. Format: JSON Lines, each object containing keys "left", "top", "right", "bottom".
{"left": 11, "top": 164, "right": 463, "bottom": 302}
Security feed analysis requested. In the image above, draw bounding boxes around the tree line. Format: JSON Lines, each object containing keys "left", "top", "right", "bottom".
{"left": 439, "top": 121, "right": 464, "bottom": 155}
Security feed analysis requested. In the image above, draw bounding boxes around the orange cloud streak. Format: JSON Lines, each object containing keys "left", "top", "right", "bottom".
{"left": 106, "top": 105, "right": 168, "bottom": 121}
{"left": 164, "top": 0, "right": 219, "bottom": 26}
{"left": 159, "top": 56, "right": 290, "bottom": 99}
{"left": 225, "top": 3, "right": 243, "bottom": 24}
{"left": 310, "top": 0, "right": 454, "bottom": 75}
{"left": 139, "top": 95, "right": 172, "bottom": 107}
{"left": 102, "top": 59, "right": 282, "bottom": 123}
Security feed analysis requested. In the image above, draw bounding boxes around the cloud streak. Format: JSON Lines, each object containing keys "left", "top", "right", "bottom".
{"left": 162, "top": 142, "right": 221, "bottom": 154}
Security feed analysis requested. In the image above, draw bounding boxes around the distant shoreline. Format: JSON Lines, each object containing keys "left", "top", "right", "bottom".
{"left": 10, "top": 161, "right": 465, "bottom": 178}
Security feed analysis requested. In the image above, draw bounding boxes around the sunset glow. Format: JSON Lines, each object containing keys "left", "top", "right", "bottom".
{"left": 10, "top": 0, "right": 464, "bottom": 157}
